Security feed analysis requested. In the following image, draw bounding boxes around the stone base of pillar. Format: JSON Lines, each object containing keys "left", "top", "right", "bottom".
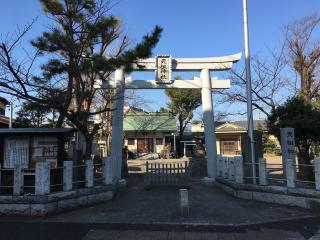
{"left": 200, "top": 177, "right": 216, "bottom": 186}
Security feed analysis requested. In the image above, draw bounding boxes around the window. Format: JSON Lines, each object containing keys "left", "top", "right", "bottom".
{"left": 156, "top": 138, "right": 163, "bottom": 145}
{"left": 222, "top": 141, "right": 237, "bottom": 155}
{"left": 127, "top": 138, "right": 135, "bottom": 145}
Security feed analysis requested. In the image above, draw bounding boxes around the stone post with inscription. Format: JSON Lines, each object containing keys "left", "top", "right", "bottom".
{"left": 280, "top": 128, "right": 296, "bottom": 175}
{"left": 286, "top": 158, "right": 296, "bottom": 188}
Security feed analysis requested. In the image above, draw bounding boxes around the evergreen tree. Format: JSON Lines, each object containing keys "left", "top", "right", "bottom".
{"left": 15, "top": 101, "right": 50, "bottom": 128}
{"left": 165, "top": 80, "right": 201, "bottom": 155}
{"left": 0, "top": 0, "right": 162, "bottom": 159}
{"left": 268, "top": 95, "right": 320, "bottom": 179}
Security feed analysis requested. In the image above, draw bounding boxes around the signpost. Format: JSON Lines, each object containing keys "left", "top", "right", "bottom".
{"left": 155, "top": 55, "right": 172, "bottom": 83}
{"left": 280, "top": 128, "right": 296, "bottom": 174}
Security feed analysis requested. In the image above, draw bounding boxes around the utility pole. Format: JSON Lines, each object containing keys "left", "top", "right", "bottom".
{"left": 243, "top": 0, "right": 256, "bottom": 184}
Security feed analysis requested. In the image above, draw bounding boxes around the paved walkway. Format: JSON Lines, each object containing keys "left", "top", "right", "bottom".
{"left": 47, "top": 175, "right": 317, "bottom": 225}
{"left": 1, "top": 175, "right": 320, "bottom": 239}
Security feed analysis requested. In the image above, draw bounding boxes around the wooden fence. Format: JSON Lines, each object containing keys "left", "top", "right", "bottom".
{"left": 144, "top": 161, "right": 190, "bottom": 190}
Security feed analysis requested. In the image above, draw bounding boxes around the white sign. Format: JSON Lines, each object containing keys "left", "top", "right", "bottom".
{"left": 155, "top": 55, "right": 172, "bottom": 84}
{"left": 280, "top": 128, "right": 296, "bottom": 164}
{"left": 4, "top": 137, "right": 29, "bottom": 168}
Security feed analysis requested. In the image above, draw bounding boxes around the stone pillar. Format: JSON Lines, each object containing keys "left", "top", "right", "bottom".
{"left": 235, "top": 156, "right": 244, "bottom": 184}
{"left": 183, "top": 143, "right": 186, "bottom": 158}
{"left": 63, "top": 161, "right": 73, "bottom": 191}
{"left": 286, "top": 158, "right": 296, "bottom": 188}
{"left": 258, "top": 158, "right": 268, "bottom": 186}
{"left": 201, "top": 68, "right": 217, "bottom": 179}
{"left": 228, "top": 157, "right": 235, "bottom": 181}
{"left": 111, "top": 68, "right": 125, "bottom": 182}
{"left": 280, "top": 128, "right": 296, "bottom": 175}
{"left": 315, "top": 158, "right": 320, "bottom": 191}
{"left": 85, "top": 160, "right": 94, "bottom": 188}
{"left": 35, "top": 162, "right": 50, "bottom": 195}
{"left": 13, "top": 165, "right": 24, "bottom": 195}
{"left": 103, "top": 157, "right": 113, "bottom": 185}
{"left": 217, "top": 155, "right": 223, "bottom": 177}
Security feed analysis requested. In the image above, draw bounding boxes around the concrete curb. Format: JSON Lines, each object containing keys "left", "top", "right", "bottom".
{"left": 215, "top": 178, "right": 320, "bottom": 210}
{"left": 0, "top": 185, "right": 115, "bottom": 216}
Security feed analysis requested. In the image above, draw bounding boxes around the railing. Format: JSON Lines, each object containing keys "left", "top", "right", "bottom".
{"left": 219, "top": 155, "right": 320, "bottom": 192}
{"left": 72, "top": 164, "right": 86, "bottom": 189}
{"left": 243, "top": 162, "right": 259, "bottom": 183}
{"left": 295, "top": 163, "right": 316, "bottom": 189}
{"left": 0, "top": 157, "right": 114, "bottom": 196}
{"left": 266, "top": 163, "right": 286, "bottom": 185}
{"left": 50, "top": 166, "right": 64, "bottom": 193}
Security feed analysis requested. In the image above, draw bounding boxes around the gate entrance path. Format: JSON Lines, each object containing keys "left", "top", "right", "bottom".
{"left": 1, "top": 175, "right": 320, "bottom": 239}
{"left": 45, "top": 175, "right": 317, "bottom": 226}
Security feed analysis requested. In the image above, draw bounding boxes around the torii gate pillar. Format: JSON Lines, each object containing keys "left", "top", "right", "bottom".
{"left": 108, "top": 68, "right": 125, "bottom": 184}
{"left": 201, "top": 68, "right": 217, "bottom": 179}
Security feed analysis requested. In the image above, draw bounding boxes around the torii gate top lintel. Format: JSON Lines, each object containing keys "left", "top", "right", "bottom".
{"left": 100, "top": 52, "right": 241, "bottom": 90}
{"left": 132, "top": 52, "right": 242, "bottom": 71}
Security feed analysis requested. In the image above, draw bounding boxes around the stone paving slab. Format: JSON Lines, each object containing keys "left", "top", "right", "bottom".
{"left": 82, "top": 229, "right": 305, "bottom": 240}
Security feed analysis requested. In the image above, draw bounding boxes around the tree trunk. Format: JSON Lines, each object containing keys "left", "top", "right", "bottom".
{"left": 84, "top": 136, "right": 93, "bottom": 160}
{"left": 55, "top": 113, "right": 65, "bottom": 128}
{"left": 178, "top": 117, "right": 184, "bottom": 157}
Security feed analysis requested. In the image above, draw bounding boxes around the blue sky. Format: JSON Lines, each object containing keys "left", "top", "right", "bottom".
{"left": 1, "top": 0, "right": 320, "bottom": 119}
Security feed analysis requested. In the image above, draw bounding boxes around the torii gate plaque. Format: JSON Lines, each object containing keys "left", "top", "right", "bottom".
{"left": 101, "top": 53, "right": 241, "bottom": 184}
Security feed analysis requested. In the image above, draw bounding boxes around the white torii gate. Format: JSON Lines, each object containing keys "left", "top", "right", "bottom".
{"left": 102, "top": 53, "right": 241, "bottom": 185}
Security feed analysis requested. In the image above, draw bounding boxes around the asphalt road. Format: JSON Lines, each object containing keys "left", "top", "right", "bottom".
{"left": 0, "top": 218, "right": 320, "bottom": 240}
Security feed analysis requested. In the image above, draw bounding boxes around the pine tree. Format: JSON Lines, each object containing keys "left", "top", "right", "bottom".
{"left": 1, "top": 0, "right": 162, "bottom": 159}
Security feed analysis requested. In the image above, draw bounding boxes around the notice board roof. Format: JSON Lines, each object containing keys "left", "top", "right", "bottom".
{"left": 0, "top": 128, "right": 74, "bottom": 135}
